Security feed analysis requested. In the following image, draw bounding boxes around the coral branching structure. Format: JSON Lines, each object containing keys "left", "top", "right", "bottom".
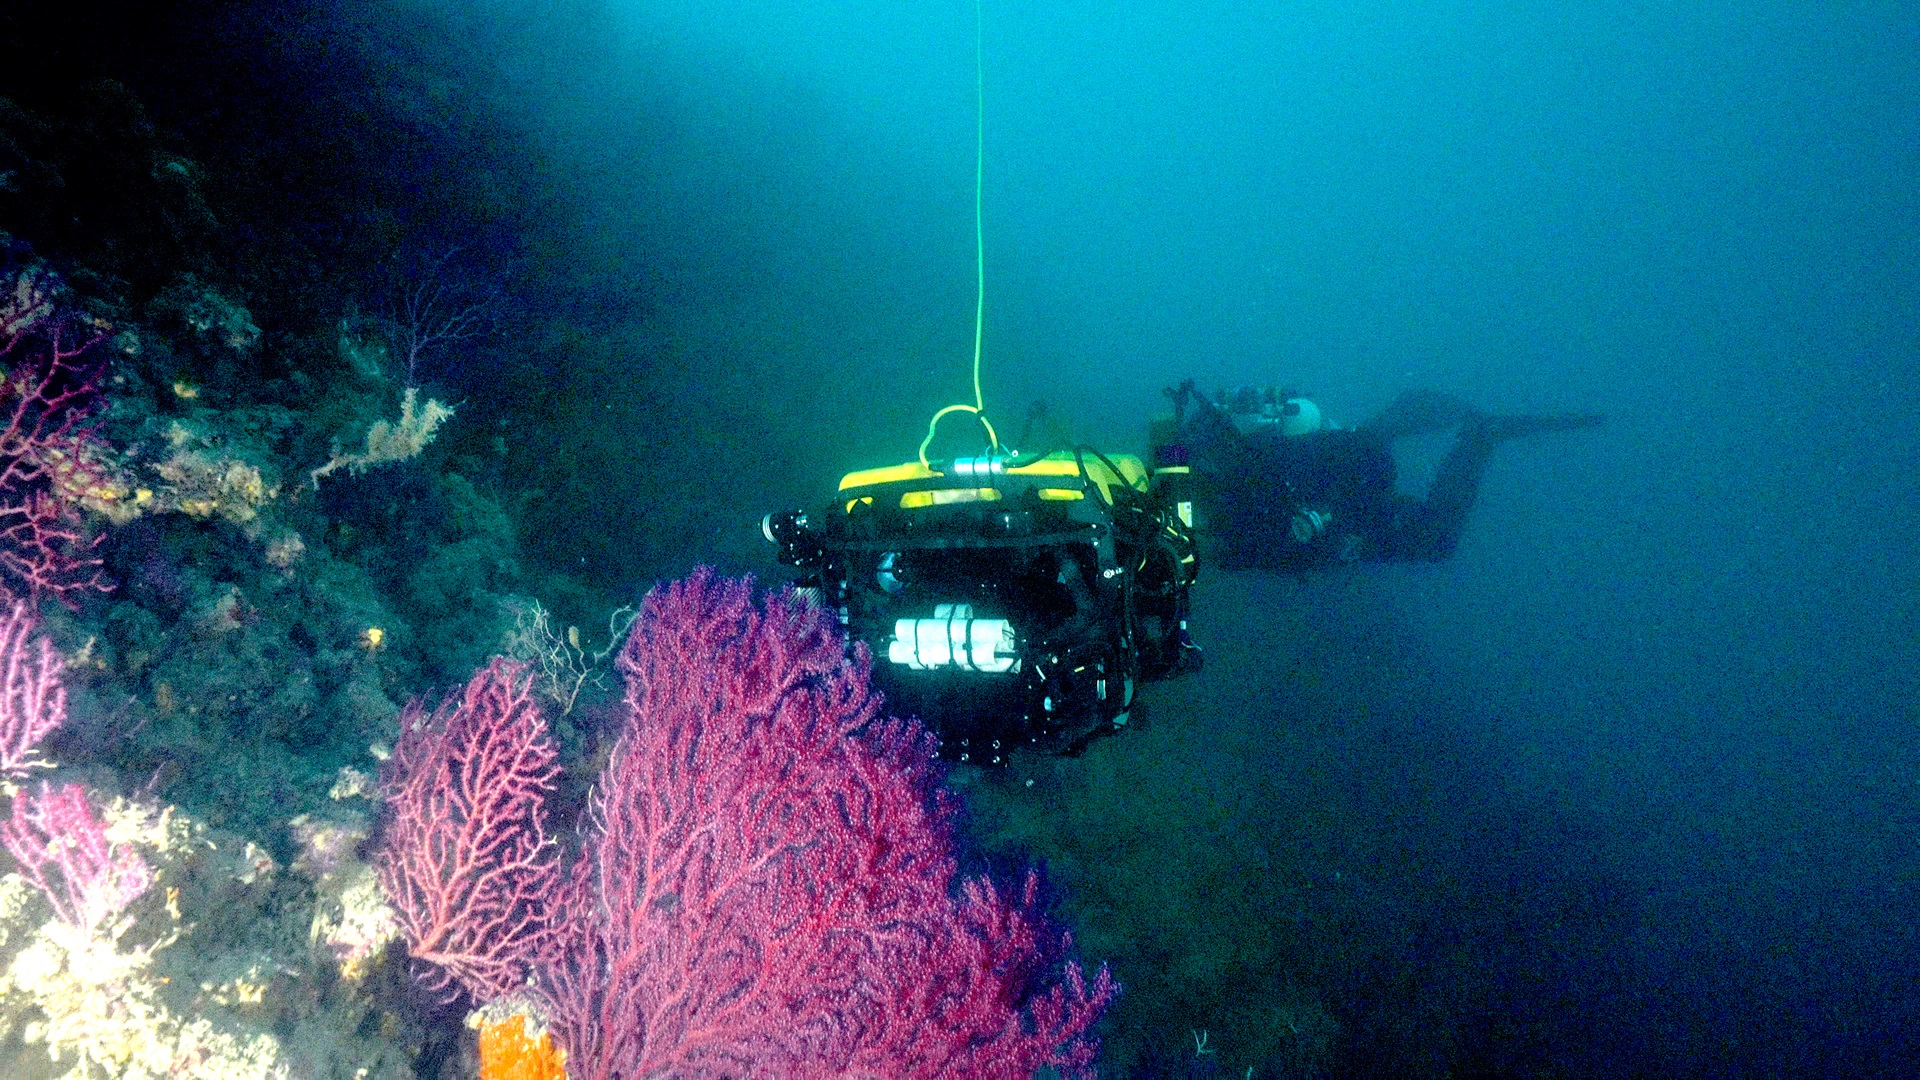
{"left": 1, "top": 781, "right": 153, "bottom": 935}
{"left": 377, "top": 656, "right": 561, "bottom": 1003}
{"left": 309, "top": 387, "right": 455, "bottom": 488}
{"left": 0, "top": 261, "right": 115, "bottom": 604}
{"left": 0, "top": 598, "right": 63, "bottom": 785}
{"left": 378, "top": 570, "right": 1116, "bottom": 1078}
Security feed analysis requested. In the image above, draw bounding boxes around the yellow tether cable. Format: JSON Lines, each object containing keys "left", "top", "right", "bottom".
{"left": 918, "top": 0, "right": 1000, "bottom": 471}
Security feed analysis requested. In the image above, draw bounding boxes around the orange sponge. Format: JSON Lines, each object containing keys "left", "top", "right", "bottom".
{"left": 477, "top": 1013, "right": 567, "bottom": 1080}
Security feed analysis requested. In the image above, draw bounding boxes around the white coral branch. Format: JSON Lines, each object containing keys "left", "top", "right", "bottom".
{"left": 308, "top": 388, "right": 453, "bottom": 487}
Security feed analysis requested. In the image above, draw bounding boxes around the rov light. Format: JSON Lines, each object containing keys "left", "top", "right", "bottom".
{"left": 887, "top": 604, "right": 1017, "bottom": 673}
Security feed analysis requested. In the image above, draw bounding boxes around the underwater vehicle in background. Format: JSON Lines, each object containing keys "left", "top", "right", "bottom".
{"left": 757, "top": 2, "right": 1215, "bottom": 765}
{"left": 763, "top": 448, "right": 1202, "bottom": 765}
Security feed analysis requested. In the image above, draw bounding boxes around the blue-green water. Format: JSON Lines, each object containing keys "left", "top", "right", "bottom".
{"left": 551, "top": 7, "right": 1920, "bottom": 1070}
{"left": 554, "top": 4, "right": 1920, "bottom": 1074}
{"left": 3, "top": 0, "right": 1915, "bottom": 1075}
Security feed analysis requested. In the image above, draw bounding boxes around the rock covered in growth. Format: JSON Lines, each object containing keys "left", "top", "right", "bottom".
{"left": 0, "top": 791, "right": 423, "bottom": 1078}
{"left": 291, "top": 765, "right": 401, "bottom": 983}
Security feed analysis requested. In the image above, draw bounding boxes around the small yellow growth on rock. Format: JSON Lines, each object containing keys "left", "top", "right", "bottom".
{"left": 473, "top": 1011, "right": 567, "bottom": 1080}
{"left": 360, "top": 627, "right": 385, "bottom": 653}
{"left": 34, "top": 434, "right": 137, "bottom": 518}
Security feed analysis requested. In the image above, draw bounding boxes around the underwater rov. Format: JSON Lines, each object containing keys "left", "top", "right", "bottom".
{"left": 763, "top": 447, "right": 1201, "bottom": 764}
{"left": 760, "top": 1, "right": 1202, "bottom": 763}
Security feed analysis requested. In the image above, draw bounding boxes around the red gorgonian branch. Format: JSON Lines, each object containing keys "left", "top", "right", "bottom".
{"left": 0, "top": 414, "right": 142, "bottom": 940}
{"left": 1, "top": 781, "right": 153, "bottom": 934}
{"left": 0, "top": 598, "right": 65, "bottom": 784}
{"left": 377, "top": 571, "right": 1116, "bottom": 1077}
{"left": 375, "top": 657, "right": 563, "bottom": 1002}
{"left": 0, "top": 263, "right": 113, "bottom": 604}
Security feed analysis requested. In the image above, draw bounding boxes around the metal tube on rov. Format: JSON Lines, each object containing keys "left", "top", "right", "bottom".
{"left": 887, "top": 604, "right": 1018, "bottom": 673}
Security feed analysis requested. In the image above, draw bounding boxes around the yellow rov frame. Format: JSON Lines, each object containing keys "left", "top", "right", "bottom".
{"left": 836, "top": 450, "right": 1150, "bottom": 514}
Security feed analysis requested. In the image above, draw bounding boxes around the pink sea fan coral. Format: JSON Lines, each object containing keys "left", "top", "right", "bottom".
{"left": 376, "top": 657, "right": 562, "bottom": 1003}
{"left": 0, "top": 598, "right": 65, "bottom": 782}
{"left": 0, "top": 262, "right": 113, "bottom": 603}
{"left": 1, "top": 781, "right": 153, "bottom": 933}
{"left": 378, "top": 570, "right": 1114, "bottom": 1077}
